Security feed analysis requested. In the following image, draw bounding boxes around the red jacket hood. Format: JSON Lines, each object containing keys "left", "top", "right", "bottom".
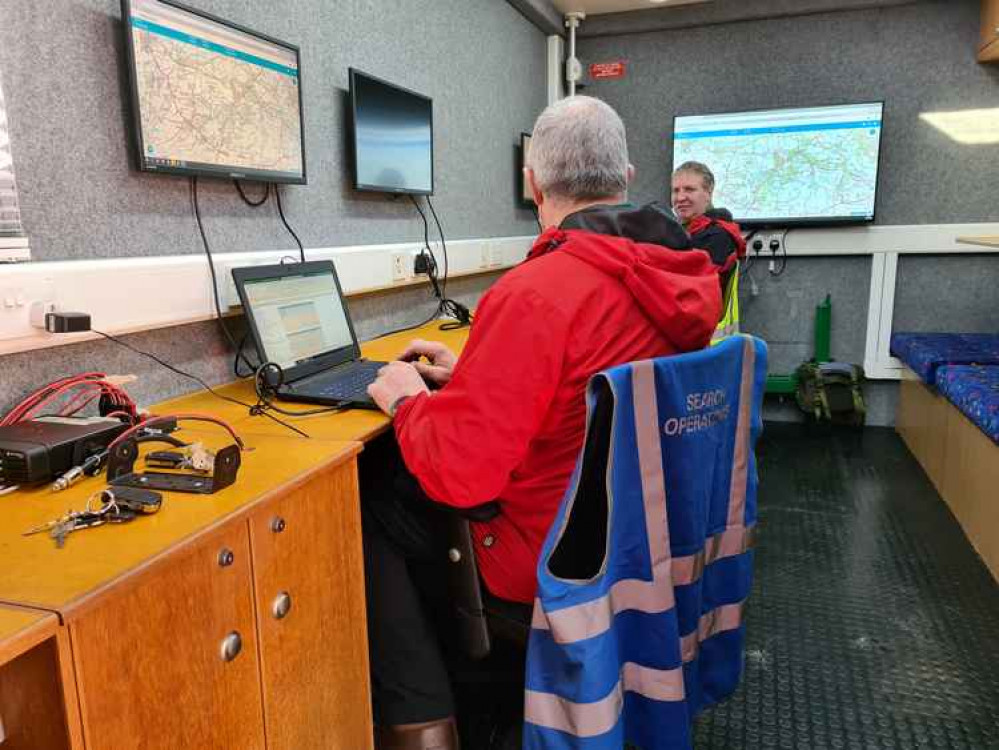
{"left": 528, "top": 225, "right": 722, "bottom": 352}
{"left": 688, "top": 213, "right": 748, "bottom": 265}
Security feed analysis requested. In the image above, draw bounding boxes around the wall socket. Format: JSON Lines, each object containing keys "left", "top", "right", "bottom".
{"left": 391, "top": 251, "right": 410, "bottom": 282}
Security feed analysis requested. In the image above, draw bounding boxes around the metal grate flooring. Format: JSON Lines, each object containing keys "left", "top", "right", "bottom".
{"left": 693, "top": 424, "right": 999, "bottom": 750}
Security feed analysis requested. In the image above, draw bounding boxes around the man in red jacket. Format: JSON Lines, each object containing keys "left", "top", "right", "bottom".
{"left": 363, "top": 96, "right": 721, "bottom": 750}
{"left": 671, "top": 161, "right": 746, "bottom": 289}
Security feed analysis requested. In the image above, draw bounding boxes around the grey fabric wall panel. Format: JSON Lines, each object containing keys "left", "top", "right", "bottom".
{"left": 577, "top": 0, "right": 998, "bottom": 226}
{"left": 0, "top": 273, "right": 498, "bottom": 416}
{"left": 0, "top": 0, "right": 546, "bottom": 261}
{"left": 893, "top": 254, "right": 999, "bottom": 333}
{"left": 740, "top": 256, "right": 872, "bottom": 374}
{"left": 580, "top": 0, "right": 919, "bottom": 37}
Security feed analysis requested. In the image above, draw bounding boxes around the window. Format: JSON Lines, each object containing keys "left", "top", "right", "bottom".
{"left": 0, "top": 71, "right": 25, "bottom": 240}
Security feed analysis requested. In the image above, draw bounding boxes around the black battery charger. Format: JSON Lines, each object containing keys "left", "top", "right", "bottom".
{"left": 0, "top": 416, "right": 129, "bottom": 487}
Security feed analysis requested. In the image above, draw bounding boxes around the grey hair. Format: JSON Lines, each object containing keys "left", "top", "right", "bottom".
{"left": 673, "top": 161, "right": 715, "bottom": 193}
{"left": 526, "top": 96, "right": 629, "bottom": 201}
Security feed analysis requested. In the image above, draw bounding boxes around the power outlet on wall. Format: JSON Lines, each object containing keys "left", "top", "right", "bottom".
{"left": 391, "top": 251, "right": 411, "bottom": 282}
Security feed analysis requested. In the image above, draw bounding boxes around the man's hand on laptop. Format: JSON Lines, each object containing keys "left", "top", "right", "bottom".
{"left": 397, "top": 339, "right": 457, "bottom": 387}
{"left": 368, "top": 362, "right": 431, "bottom": 417}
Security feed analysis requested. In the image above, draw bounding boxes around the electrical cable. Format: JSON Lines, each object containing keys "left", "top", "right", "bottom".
{"left": 92, "top": 329, "right": 312, "bottom": 439}
{"left": 408, "top": 195, "right": 442, "bottom": 297}
{"left": 417, "top": 195, "right": 472, "bottom": 331}
{"left": 275, "top": 185, "right": 306, "bottom": 262}
{"left": 109, "top": 413, "right": 245, "bottom": 452}
{"left": 740, "top": 229, "right": 760, "bottom": 277}
{"left": 425, "top": 196, "right": 451, "bottom": 299}
{"left": 191, "top": 176, "right": 258, "bottom": 378}
{"left": 233, "top": 179, "right": 270, "bottom": 207}
{"left": 233, "top": 334, "right": 255, "bottom": 380}
{"left": 1, "top": 373, "right": 136, "bottom": 426}
{"left": 768, "top": 229, "right": 789, "bottom": 277}
{"left": 370, "top": 308, "right": 444, "bottom": 340}
{"left": 251, "top": 363, "right": 347, "bottom": 419}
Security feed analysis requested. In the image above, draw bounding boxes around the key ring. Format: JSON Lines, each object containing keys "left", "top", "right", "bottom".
{"left": 85, "top": 489, "right": 118, "bottom": 516}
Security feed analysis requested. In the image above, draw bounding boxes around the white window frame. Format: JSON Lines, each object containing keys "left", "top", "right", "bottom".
{"left": 0, "top": 70, "right": 29, "bottom": 260}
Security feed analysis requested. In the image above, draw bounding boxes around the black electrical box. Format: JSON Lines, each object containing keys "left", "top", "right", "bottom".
{"left": 0, "top": 417, "right": 129, "bottom": 487}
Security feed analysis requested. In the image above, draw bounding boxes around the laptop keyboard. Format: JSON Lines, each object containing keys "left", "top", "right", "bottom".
{"left": 305, "top": 361, "right": 384, "bottom": 401}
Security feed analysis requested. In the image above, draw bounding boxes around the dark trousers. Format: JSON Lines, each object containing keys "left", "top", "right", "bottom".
{"left": 360, "top": 433, "right": 457, "bottom": 726}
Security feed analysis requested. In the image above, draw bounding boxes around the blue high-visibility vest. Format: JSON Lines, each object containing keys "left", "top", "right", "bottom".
{"left": 524, "top": 335, "right": 767, "bottom": 750}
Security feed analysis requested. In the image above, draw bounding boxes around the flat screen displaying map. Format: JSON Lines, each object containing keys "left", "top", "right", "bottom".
{"left": 672, "top": 102, "right": 884, "bottom": 227}
{"left": 123, "top": 0, "right": 306, "bottom": 183}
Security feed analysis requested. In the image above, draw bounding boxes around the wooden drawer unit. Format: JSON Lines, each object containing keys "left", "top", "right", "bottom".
{"left": 69, "top": 522, "right": 265, "bottom": 750}
{"left": 250, "top": 458, "right": 373, "bottom": 750}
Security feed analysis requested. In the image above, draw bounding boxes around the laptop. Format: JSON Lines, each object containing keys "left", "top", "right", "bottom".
{"left": 232, "top": 261, "right": 385, "bottom": 409}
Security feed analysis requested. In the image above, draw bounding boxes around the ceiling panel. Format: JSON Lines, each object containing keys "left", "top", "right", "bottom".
{"left": 552, "top": 0, "right": 712, "bottom": 15}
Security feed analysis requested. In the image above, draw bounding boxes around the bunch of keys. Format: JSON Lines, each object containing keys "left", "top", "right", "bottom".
{"left": 23, "top": 487, "right": 163, "bottom": 548}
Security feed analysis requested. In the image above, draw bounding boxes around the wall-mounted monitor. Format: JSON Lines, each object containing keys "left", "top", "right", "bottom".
{"left": 349, "top": 69, "right": 433, "bottom": 196}
{"left": 672, "top": 102, "right": 884, "bottom": 227}
{"left": 122, "top": 0, "right": 306, "bottom": 184}
{"left": 520, "top": 132, "right": 534, "bottom": 205}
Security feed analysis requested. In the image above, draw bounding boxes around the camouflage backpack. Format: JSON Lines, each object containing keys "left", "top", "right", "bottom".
{"left": 795, "top": 361, "right": 866, "bottom": 427}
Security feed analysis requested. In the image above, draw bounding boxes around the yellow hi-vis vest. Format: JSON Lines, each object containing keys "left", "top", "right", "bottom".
{"left": 711, "top": 263, "right": 740, "bottom": 346}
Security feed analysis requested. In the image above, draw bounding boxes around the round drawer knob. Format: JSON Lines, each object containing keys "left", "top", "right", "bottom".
{"left": 220, "top": 631, "right": 243, "bottom": 662}
{"left": 448, "top": 548, "right": 461, "bottom": 563}
{"left": 272, "top": 591, "right": 292, "bottom": 620}
{"left": 271, "top": 516, "right": 286, "bottom": 533}
{"left": 217, "top": 548, "right": 235, "bottom": 567}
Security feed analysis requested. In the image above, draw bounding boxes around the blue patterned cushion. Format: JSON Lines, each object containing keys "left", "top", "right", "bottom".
{"left": 936, "top": 366, "right": 999, "bottom": 445}
{"left": 890, "top": 333, "right": 999, "bottom": 385}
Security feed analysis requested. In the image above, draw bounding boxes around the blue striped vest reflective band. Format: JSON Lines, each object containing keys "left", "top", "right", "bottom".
{"left": 711, "top": 264, "right": 740, "bottom": 346}
{"left": 524, "top": 335, "right": 767, "bottom": 750}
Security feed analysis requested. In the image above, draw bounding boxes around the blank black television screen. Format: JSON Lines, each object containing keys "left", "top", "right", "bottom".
{"left": 122, "top": 0, "right": 306, "bottom": 184}
{"left": 350, "top": 69, "right": 433, "bottom": 195}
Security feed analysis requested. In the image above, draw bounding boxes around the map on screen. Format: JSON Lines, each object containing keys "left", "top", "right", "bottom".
{"left": 673, "top": 103, "right": 883, "bottom": 225}
{"left": 126, "top": 0, "right": 305, "bottom": 182}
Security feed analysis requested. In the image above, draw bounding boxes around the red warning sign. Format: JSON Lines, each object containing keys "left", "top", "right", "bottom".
{"left": 589, "top": 61, "right": 627, "bottom": 80}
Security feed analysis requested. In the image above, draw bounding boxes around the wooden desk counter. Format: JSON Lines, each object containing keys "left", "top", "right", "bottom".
{"left": 0, "top": 606, "right": 82, "bottom": 750}
{"left": 0, "top": 432, "right": 358, "bottom": 617}
{"left": 0, "top": 433, "right": 369, "bottom": 750}
{"left": 0, "top": 320, "right": 470, "bottom": 750}
{"left": 0, "top": 607, "right": 58, "bottom": 665}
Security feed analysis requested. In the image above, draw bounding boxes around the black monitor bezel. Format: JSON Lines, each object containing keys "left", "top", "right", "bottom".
{"left": 232, "top": 260, "right": 361, "bottom": 382}
{"left": 670, "top": 100, "right": 886, "bottom": 229}
{"left": 348, "top": 67, "right": 434, "bottom": 196}
{"left": 520, "top": 132, "right": 535, "bottom": 206}
{"left": 121, "top": 0, "right": 308, "bottom": 185}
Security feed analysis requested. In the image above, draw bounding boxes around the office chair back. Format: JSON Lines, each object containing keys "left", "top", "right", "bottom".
{"left": 524, "top": 335, "right": 767, "bottom": 749}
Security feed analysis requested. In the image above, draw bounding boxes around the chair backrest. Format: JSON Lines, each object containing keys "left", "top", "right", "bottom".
{"left": 524, "top": 335, "right": 767, "bottom": 750}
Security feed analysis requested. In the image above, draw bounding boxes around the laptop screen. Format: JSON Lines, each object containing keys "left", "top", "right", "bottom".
{"left": 242, "top": 269, "right": 354, "bottom": 369}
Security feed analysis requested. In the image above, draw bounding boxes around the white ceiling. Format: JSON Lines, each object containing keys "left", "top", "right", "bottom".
{"left": 551, "top": 0, "right": 712, "bottom": 16}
